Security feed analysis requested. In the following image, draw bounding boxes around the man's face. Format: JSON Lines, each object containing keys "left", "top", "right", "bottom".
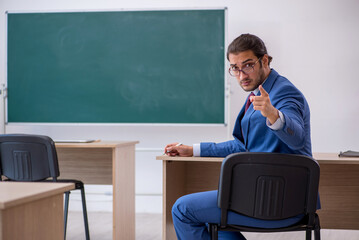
{"left": 228, "top": 50, "right": 266, "bottom": 92}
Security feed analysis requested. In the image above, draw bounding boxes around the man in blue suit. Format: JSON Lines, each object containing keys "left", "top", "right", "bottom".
{"left": 164, "top": 33, "right": 312, "bottom": 240}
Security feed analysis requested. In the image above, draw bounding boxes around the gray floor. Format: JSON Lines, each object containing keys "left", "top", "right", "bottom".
{"left": 67, "top": 211, "right": 359, "bottom": 240}
{"left": 67, "top": 212, "right": 161, "bottom": 240}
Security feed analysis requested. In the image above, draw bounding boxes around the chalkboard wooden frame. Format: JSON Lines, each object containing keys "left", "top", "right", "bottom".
{"left": 6, "top": 8, "right": 227, "bottom": 124}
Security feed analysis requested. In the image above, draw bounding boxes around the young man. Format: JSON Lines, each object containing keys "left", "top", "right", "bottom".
{"left": 164, "top": 34, "right": 312, "bottom": 240}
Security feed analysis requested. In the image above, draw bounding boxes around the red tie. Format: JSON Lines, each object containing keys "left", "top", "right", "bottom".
{"left": 245, "top": 92, "right": 255, "bottom": 113}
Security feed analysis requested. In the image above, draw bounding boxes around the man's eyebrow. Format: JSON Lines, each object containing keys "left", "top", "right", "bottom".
{"left": 230, "top": 58, "right": 255, "bottom": 66}
{"left": 241, "top": 58, "right": 255, "bottom": 64}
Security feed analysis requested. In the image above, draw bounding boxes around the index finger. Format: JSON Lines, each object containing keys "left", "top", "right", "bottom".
{"left": 259, "top": 85, "right": 269, "bottom": 97}
{"left": 165, "top": 142, "right": 179, "bottom": 147}
{"left": 164, "top": 142, "right": 179, "bottom": 150}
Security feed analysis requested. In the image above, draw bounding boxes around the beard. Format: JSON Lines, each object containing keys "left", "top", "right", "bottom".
{"left": 240, "top": 65, "right": 267, "bottom": 92}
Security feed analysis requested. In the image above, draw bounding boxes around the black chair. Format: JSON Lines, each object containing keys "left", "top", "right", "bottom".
{"left": 208, "top": 152, "right": 320, "bottom": 240}
{"left": 0, "top": 134, "right": 90, "bottom": 240}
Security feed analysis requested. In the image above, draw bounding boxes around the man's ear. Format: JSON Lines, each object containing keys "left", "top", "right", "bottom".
{"left": 261, "top": 54, "right": 269, "bottom": 67}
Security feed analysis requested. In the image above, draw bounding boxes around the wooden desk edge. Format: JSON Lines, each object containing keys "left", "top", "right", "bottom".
{"left": 55, "top": 141, "right": 139, "bottom": 148}
{"left": 156, "top": 155, "right": 223, "bottom": 162}
{"left": 0, "top": 182, "right": 74, "bottom": 209}
{"left": 157, "top": 153, "right": 359, "bottom": 164}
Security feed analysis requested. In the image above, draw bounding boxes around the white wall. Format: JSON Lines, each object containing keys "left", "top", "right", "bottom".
{"left": 1, "top": 0, "right": 359, "bottom": 213}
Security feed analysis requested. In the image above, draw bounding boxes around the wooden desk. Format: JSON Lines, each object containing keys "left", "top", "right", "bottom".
{"left": 0, "top": 182, "right": 74, "bottom": 240}
{"left": 157, "top": 153, "right": 359, "bottom": 240}
{"left": 55, "top": 141, "right": 139, "bottom": 240}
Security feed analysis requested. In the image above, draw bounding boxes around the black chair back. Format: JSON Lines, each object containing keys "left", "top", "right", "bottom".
{"left": 218, "top": 152, "right": 320, "bottom": 227}
{"left": 0, "top": 134, "right": 60, "bottom": 181}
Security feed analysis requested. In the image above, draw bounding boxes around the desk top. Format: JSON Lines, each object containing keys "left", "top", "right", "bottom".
{"left": 156, "top": 152, "right": 359, "bottom": 165}
{"left": 55, "top": 140, "right": 139, "bottom": 149}
{"left": 157, "top": 155, "right": 223, "bottom": 162}
{"left": 0, "top": 182, "right": 74, "bottom": 209}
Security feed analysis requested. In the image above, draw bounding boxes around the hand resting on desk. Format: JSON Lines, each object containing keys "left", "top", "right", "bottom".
{"left": 164, "top": 142, "right": 193, "bottom": 157}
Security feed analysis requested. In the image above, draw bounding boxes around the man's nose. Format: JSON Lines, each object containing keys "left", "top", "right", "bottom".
{"left": 237, "top": 71, "right": 248, "bottom": 81}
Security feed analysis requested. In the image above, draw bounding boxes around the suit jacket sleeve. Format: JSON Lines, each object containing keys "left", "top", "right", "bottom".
{"left": 270, "top": 83, "right": 310, "bottom": 151}
{"left": 200, "top": 139, "right": 246, "bottom": 157}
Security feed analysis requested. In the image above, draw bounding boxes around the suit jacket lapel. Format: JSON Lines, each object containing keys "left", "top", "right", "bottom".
{"left": 262, "top": 69, "right": 278, "bottom": 94}
{"left": 233, "top": 105, "right": 245, "bottom": 142}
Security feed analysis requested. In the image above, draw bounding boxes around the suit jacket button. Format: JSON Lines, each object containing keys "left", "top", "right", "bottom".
{"left": 287, "top": 128, "right": 294, "bottom": 135}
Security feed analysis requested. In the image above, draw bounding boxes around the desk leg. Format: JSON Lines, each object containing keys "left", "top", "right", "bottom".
{"left": 162, "top": 161, "right": 221, "bottom": 240}
{"left": 163, "top": 161, "right": 186, "bottom": 240}
{"left": 113, "top": 145, "right": 136, "bottom": 240}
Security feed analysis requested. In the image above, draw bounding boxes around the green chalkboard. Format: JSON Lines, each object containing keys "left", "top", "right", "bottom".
{"left": 7, "top": 10, "right": 225, "bottom": 124}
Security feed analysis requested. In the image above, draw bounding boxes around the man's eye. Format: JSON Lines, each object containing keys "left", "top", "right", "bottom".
{"left": 231, "top": 66, "right": 240, "bottom": 71}
{"left": 244, "top": 63, "right": 254, "bottom": 68}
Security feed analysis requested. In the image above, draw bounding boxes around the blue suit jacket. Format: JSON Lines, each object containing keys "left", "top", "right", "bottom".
{"left": 201, "top": 69, "right": 312, "bottom": 158}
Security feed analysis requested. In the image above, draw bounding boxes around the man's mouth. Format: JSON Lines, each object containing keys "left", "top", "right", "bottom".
{"left": 240, "top": 80, "right": 251, "bottom": 86}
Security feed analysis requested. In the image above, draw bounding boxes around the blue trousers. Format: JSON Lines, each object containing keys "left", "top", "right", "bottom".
{"left": 172, "top": 190, "right": 304, "bottom": 240}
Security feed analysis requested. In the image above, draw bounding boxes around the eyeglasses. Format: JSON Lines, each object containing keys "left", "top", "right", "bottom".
{"left": 228, "top": 57, "right": 262, "bottom": 77}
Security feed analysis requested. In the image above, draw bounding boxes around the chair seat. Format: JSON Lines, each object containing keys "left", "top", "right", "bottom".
{"left": 54, "top": 179, "right": 84, "bottom": 190}
{"left": 215, "top": 214, "right": 316, "bottom": 233}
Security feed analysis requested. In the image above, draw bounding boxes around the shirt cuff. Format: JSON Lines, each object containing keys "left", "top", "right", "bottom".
{"left": 267, "top": 110, "right": 285, "bottom": 130}
{"left": 193, "top": 143, "right": 201, "bottom": 157}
